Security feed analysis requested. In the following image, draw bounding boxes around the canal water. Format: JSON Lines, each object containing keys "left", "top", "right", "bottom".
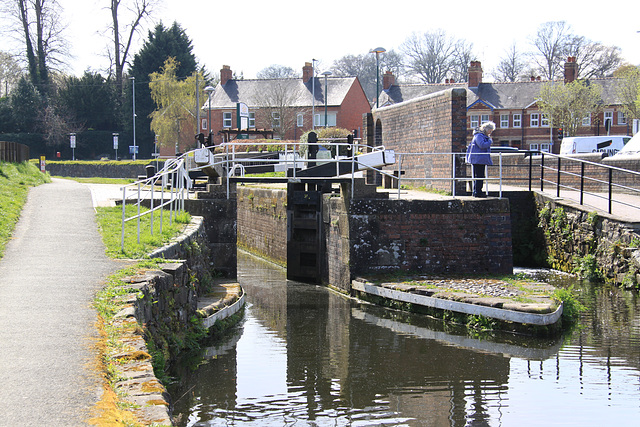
{"left": 171, "top": 251, "right": 640, "bottom": 426}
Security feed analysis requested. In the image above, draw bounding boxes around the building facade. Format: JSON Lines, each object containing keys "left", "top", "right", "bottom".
{"left": 378, "top": 58, "right": 632, "bottom": 153}
{"left": 202, "top": 64, "right": 371, "bottom": 145}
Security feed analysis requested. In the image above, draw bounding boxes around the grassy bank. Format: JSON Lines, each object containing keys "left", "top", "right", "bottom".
{"left": 0, "top": 161, "right": 50, "bottom": 259}
{"left": 95, "top": 205, "right": 191, "bottom": 259}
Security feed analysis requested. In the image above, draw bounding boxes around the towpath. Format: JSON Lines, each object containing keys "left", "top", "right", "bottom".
{"left": 0, "top": 178, "right": 125, "bottom": 426}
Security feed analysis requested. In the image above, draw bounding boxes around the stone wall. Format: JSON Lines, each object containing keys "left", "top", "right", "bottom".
{"left": 533, "top": 192, "right": 640, "bottom": 287}
{"left": 43, "top": 160, "right": 160, "bottom": 179}
{"left": 236, "top": 186, "right": 288, "bottom": 265}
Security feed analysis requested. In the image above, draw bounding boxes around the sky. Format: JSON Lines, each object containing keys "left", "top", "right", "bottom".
{"left": 2, "top": 0, "right": 640, "bottom": 81}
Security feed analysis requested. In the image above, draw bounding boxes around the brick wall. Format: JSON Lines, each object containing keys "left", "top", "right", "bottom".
{"left": 364, "top": 88, "right": 468, "bottom": 193}
{"left": 344, "top": 198, "right": 513, "bottom": 280}
{"left": 236, "top": 187, "right": 288, "bottom": 265}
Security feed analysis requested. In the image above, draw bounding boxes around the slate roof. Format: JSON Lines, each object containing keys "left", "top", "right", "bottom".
{"left": 206, "top": 76, "right": 359, "bottom": 109}
{"left": 379, "top": 78, "right": 625, "bottom": 110}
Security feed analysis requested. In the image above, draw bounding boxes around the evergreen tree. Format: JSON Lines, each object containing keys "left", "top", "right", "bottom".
{"left": 10, "top": 77, "right": 43, "bottom": 133}
{"left": 125, "top": 22, "right": 197, "bottom": 158}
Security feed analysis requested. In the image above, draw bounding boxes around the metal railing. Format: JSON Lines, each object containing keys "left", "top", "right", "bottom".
{"left": 119, "top": 156, "right": 192, "bottom": 251}
{"left": 535, "top": 151, "right": 640, "bottom": 216}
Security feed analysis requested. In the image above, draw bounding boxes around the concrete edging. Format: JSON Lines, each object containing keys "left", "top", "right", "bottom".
{"left": 352, "top": 280, "right": 563, "bottom": 326}
{"left": 201, "top": 293, "right": 246, "bottom": 329}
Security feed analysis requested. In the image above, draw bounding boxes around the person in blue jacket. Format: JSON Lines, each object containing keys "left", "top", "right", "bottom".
{"left": 466, "top": 121, "right": 495, "bottom": 197}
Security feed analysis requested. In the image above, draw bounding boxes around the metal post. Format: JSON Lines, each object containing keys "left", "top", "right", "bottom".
{"left": 150, "top": 177, "right": 154, "bottom": 235}
{"left": 136, "top": 181, "right": 141, "bottom": 244}
{"left": 528, "top": 152, "right": 533, "bottom": 192}
{"left": 121, "top": 187, "right": 126, "bottom": 252}
{"left": 131, "top": 77, "right": 137, "bottom": 160}
{"left": 556, "top": 157, "right": 561, "bottom": 198}
{"left": 540, "top": 152, "right": 545, "bottom": 192}
{"left": 580, "top": 162, "right": 585, "bottom": 205}
{"left": 608, "top": 168, "right": 613, "bottom": 214}
{"left": 452, "top": 152, "right": 456, "bottom": 197}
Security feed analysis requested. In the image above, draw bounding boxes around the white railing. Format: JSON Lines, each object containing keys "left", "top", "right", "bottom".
{"left": 119, "top": 155, "right": 191, "bottom": 251}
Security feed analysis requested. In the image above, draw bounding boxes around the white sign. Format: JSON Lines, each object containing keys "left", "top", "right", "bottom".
{"left": 70, "top": 134, "right": 76, "bottom": 148}
{"left": 238, "top": 102, "right": 249, "bottom": 117}
{"left": 113, "top": 135, "right": 119, "bottom": 149}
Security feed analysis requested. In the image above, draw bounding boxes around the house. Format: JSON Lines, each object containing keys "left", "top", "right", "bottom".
{"left": 202, "top": 63, "right": 371, "bottom": 145}
{"left": 378, "top": 58, "right": 632, "bottom": 153}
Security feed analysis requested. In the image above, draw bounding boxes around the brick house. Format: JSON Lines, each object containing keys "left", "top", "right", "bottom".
{"left": 202, "top": 63, "right": 371, "bottom": 145}
{"left": 378, "top": 58, "right": 632, "bottom": 153}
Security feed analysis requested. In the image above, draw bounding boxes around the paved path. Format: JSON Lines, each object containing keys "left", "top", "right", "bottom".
{"left": 0, "top": 179, "right": 124, "bottom": 426}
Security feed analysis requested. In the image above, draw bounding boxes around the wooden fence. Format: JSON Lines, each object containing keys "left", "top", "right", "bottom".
{"left": 0, "top": 141, "right": 30, "bottom": 163}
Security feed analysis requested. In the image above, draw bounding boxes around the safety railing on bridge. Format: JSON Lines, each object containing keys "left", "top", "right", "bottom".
{"left": 534, "top": 151, "right": 640, "bottom": 217}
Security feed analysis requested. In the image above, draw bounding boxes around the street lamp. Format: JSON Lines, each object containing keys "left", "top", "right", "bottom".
{"left": 130, "top": 76, "right": 137, "bottom": 160}
{"left": 204, "top": 85, "right": 215, "bottom": 145}
{"left": 312, "top": 58, "right": 317, "bottom": 130}
{"left": 369, "top": 47, "right": 386, "bottom": 108}
{"left": 322, "top": 71, "right": 332, "bottom": 128}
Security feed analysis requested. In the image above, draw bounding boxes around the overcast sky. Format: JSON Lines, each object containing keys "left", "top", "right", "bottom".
{"left": 3, "top": 0, "right": 639, "bottom": 80}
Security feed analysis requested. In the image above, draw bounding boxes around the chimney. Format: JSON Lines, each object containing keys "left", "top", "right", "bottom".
{"left": 303, "top": 62, "right": 313, "bottom": 83}
{"left": 468, "top": 61, "right": 483, "bottom": 87}
{"left": 221, "top": 65, "right": 232, "bottom": 85}
{"left": 383, "top": 70, "right": 395, "bottom": 90}
{"left": 564, "top": 56, "right": 578, "bottom": 84}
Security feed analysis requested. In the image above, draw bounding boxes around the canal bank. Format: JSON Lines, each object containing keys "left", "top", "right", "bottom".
{"left": 92, "top": 214, "right": 245, "bottom": 426}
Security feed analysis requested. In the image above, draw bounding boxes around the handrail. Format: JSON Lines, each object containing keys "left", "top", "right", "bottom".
{"left": 534, "top": 151, "right": 640, "bottom": 216}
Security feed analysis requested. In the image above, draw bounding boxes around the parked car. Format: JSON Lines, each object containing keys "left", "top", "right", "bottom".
{"left": 559, "top": 135, "right": 631, "bottom": 156}
{"left": 491, "top": 146, "right": 519, "bottom": 153}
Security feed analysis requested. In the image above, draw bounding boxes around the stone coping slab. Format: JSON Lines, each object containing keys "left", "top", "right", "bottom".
{"left": 352, "top": 277, "right": 563, "bottom": 326}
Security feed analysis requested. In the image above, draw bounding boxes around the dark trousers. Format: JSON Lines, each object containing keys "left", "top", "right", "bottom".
{"left": 472, "top": 164, "right": 486, "bottom": 196}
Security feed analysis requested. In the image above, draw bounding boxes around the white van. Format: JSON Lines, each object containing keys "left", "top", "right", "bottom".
{"left": 560, "top": 136, "right": 631, "bottom": 156}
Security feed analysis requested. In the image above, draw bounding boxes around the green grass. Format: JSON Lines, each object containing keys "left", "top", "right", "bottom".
{"left": 0, "top": 161, "right": 50, "bottom": 259}
{"left": 95, "top": 205, "right": 191, "bottom": 259}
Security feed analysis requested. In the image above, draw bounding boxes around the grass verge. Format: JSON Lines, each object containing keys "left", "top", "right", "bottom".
{"left": 95, "top": 205, "right": 191, "bottom": 259}
{"left": 0, "top": 161, "right": 50, "bottom": 259}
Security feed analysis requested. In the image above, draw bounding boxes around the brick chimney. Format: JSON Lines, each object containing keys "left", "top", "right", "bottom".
{"left": 564, "top": 56, "right": 578, "bottom": 84}
{"left": 302, "top": 62, "right": 313, "bottom": 83}
{"left": 220, "top": 65, "right": 233, "bottom": 85}
{"left": 383, "top": 70, "right": 395, "bottom": 90}
{"left": 468, "top": 61, "right": 483, "bottom": 88}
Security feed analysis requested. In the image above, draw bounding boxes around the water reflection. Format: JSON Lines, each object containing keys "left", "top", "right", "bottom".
{"left": 171, "top": 252, "right": 640, "bottom": 426}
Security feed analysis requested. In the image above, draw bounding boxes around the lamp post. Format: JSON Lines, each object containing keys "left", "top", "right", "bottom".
{"left": 369, "top": 47, "right": 386, "bottom": 108}
{"left": 312, "top": 58, "right": 317, "bottom": 129}
{"left": 204, "top": 85, "right": 215, "bottom": 145}
{"left": 130, "top": 76, "right": 137, "bottom": 160}
{"left": 322, "top": 71, "right": 332, "bottom": 127}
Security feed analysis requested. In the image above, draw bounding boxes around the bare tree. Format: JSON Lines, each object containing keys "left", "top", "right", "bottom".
{"left": 5, "top": 0, "right": 68, "bottom": 93}
{"left": 330, "top": 50, "right": 404, "bottom": 101}
{"left": 614, "top": 65, "right": 640, "bottom": 122}
{"left": 257, "top": 64, "right": 298, "bottom": 79}
{"left": 529, "top": 21, "right": 572, "bottom": 80}
{"left": 492, "top": 43, "right": 528, "bottom": 82}
{"left": 400, "top": 30, "right": 473, "bottom": 84}
{"left": 564, "top": 35, "right": 623, "bottom": 79}
{"left": 0, "top": 51, "right": 23, "bottom": 96}
{"left": 253, "top": 80, "right": 306, "bottom": 139}
{"left": 109, "top": 0, "right": 158, "bottom": 94}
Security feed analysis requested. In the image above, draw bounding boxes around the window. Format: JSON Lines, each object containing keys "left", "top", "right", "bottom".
{"left": 272, "top": 111, "right": 281, "bottom": 128}
{"left": 470, "top": 115, "right": 479, "bottom": 129}
{"left": 582, "top": 114, "right": 591, "bottom": 126}
{"left": 297, "top": 113, "right": 304, "bottom": 127}
{"left": 513, "top": 114, "right": 521, "bottom": 128}
{"left": 481, "top": 114, "right": 490, "bottom": 124}
{"left": 529, "top": 143, "right": 551, "bottom": 153}
{"left": 223, "top": 112, "right": 232, "bottom": 128}
{"left": 201, "top": 118, "right": 208, "bottom": 131}
{"left": 500, "top": 114, "right": 509, "bottom": 128}
{"left": 618, "top": 111, "right": 627, "bottom": 125}
{"left": 530, "top": 113, "right": 540, "bottom": 127}
{"left": 314, "top": 113, "right": 336, "bottom": 127}
{"left": 541, "top": 114, "right": 550, "bottom": 127}
{"left": 249, "top": 112, "right": 255, "bottom": 128}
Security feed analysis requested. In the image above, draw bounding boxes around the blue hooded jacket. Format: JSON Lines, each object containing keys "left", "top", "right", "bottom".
{"left": 466, "top": 130, "right": 493, "bottom": 165}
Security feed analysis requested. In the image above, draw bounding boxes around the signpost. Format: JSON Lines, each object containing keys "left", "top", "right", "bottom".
{"left": 70, "top": 133, "right": 76, "bottom": 160}
{"left": 237, "top": 102, "right": 249, "bottom": 140}
{"left": 113, "top": 133, "right": 119, "bottom": 160}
